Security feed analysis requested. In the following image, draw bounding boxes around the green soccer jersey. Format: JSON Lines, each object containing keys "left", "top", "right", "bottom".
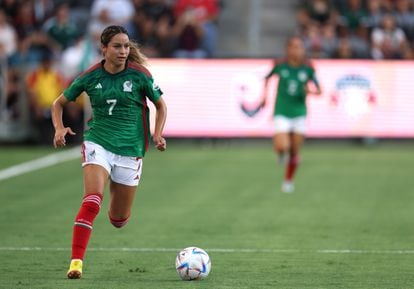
{"left": 64, "top": 60, "right": 163, "bottom": 157}
{"left": 265, "top": 60, "right": 319, "bottom": 118}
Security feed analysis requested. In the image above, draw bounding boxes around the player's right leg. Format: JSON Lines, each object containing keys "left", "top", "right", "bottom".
{"left": 273, "top": 116, "right": 292, "bottom": 164}
{"left": 273, "top": 133, "right": 290, "bottom": 165}
{"left": 67, "top": 142, "right": 110, "bottom": 279}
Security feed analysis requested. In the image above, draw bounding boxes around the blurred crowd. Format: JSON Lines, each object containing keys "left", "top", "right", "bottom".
{"left": 297, "top": 0, "right": 414, "bottom": 59}
{"left": 0, "top": 0, "right": 220, "bottom": 144}
{"left": 3, "top": 0, "right": 414, "bottom": 144}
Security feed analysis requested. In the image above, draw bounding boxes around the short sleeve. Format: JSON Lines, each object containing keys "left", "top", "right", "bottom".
{"left": 144, "top": 77, "right": 163, "bottom": 103}
{"left": 309, "top": 66, "right": 320, "bottom": 87}
{"left": 63, "top": 76, "right": 85, "bottom": 102}
{"left": 265, "top": 62, "right": 281, "bottom": 79}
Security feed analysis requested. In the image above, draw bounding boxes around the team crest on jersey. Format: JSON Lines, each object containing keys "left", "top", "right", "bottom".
{"left": 123, "top": 80, "right": 133, "bottom": 92}
{"left": 298, "top": 71, "right": 308, "bottom": 82}
{"left": 281, "top": 69, "right": 289, "bottom": 78}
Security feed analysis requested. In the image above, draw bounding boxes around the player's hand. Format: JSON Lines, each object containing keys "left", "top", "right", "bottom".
{"left": 314, "top": 87, "right": 322, "bottom": 95}
{"left": 153, "top": 135, "right": 166, "bottom": 151}
{"left": 307, "top": 86, "right": 322, "bottom": 95}
{"left": 53, "top": 127, "right": 76, "bottom": 148}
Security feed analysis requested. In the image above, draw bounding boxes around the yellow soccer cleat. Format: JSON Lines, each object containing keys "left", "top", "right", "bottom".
{"left": 67, "top": 259, "right": 83, "bottom": 279}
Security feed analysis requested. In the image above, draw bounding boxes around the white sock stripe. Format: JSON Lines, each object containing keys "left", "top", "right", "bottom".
{"left": 82, "top": 196, "right": 102, "bottom": 207}
{"left": 82, "top": 199, "right": 101, "bottom": 207}
{"left": 83, "top": 195, "right": 102, "bottom": 203}
{"left": 74, "top": 222, "right": 93, "bottom": 230}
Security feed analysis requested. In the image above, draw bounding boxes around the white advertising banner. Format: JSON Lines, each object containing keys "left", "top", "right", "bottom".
{"left": 149, "top": 59, "right": 414, "bottom": 138}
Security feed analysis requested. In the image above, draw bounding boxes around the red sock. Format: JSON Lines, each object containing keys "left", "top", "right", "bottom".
{"left": 109, "top": 214, "right": 130, "bottom": 228}
{"left": 71, "top": 193, "right": 102, "bottom": 260}
{"left": 285, "top": 155, "right": 300, "bottom": 182}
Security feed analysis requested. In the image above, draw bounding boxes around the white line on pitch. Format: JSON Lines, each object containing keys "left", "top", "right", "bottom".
{"left": 0, "top": 147, "right": 80, "bottom": 182}
{"left": 0, "top": 247, "right": 414, "bottom": 255}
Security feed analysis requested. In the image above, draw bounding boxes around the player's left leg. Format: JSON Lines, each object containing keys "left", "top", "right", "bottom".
{"left": 282, "top": 133, "right": 304, "bottom": 193}
{"left": 108, "top": 181, "right": 137, "bottom": 228}
{"left": 108, "top": 156, "right": 142, "bottom": 227}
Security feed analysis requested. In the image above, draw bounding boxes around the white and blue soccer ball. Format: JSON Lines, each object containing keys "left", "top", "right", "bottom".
{"left": 175, "top": 247, "right": 211, "bottom": 280}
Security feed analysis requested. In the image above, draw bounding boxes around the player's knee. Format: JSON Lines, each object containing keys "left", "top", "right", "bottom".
{"left": 274, "top": 143, "right": 288, "bottom": 154}
{"left": 109, "top": 213, "right": 130, "bottom": 229}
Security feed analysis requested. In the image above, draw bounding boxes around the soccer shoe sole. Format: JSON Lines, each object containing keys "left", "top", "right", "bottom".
{"left": 67, "top": 270, "right": 82, "bottom": 279}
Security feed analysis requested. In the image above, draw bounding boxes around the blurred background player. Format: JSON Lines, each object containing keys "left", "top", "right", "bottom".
{"left": 51, "top": 25, "right": 167, "bottom": 279}
{"left": 262, "top": 36, "right": 321, "bottom": 193}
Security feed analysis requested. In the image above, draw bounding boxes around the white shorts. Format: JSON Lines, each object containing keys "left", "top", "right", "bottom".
{"left": 81, "top": 141, "right": 143, "bottom": 186}
{"left": 274, "top": 115, "right": 307, "bottom": 134}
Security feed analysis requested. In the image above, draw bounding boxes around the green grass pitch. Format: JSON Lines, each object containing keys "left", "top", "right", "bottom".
{"left": 0, "top": 142, "right": 413, "bottom": 289}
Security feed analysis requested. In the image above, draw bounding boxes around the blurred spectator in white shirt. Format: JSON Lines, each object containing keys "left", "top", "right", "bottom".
{"left": 89, "top": 0, "right": 135, "bottom": 36}
{"left": 0, "top": 8, "right": 17, "bottom": 59}
{"left": 371, "top": 13, "right": 408, "bottom": 59}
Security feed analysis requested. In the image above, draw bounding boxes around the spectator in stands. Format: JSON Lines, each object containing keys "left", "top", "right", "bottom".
{"left": 320, "top": 23, "right": 338, "bottom": 57}
{"left": 135, "top": 0, "right": 173, "bottom": 22}
{"left": 371, "top": 13, "right": 408, "bottom": 59}
{"left": 380, "top": 0, "right": 396, "bottom": 14}
{"left": 334, "top": 37, "right": 354, "bottom": 58}
{"left": 174, "top": 0, "right": 220, "bottom": 57}
{"left": 130, "top": 0, "right": 175, "bottom": 57}
{"left": 2, "top": 0, "right": 20, "bottom": 24}
{"left": 43, "top": 3, "right": 80, "bottom": 50}
{"left": 0, "top": 8, "right": 17, "bottom": 60}
{"left": 340, "top": 0, "right": 367, "bottom": 31}
{"left": 171, "top": 7, "right": 207, "bottom": 58}
{"left": 0, "top": 7, "right": 19, "bottom": 120}
{"left": 89, "top": 0, "right": 135, "bottom": 37}
{"left": 13, "top": 0, "right": 39, "bottom": 40}
{"left": 33, "top": 0, "right": 55, "bottom": 25}
{"left": 302, "top": 22, "right": 324, "bottom": 58}
{"left": 394, "top": 0, "right": 414, "bottom": 41}
{"left": 362, "top": 0, "right": 384, "bottom": 30}
{"left": 26, "top": 48, "right": 82, "bottom": 144}
{"left": 349, "top": 25, "right": 371, "bottom": 58}
{"left": 60, "top": 32, "right": 101, "bottom": 80}
{"left": 66, "top": 0, "right": 94, "bottom": 29}
{"left": 13, "top": 30, "right": 58, "bottom": 65}
{"left": 298, "top": 0, "right": 336, "bottom": 26}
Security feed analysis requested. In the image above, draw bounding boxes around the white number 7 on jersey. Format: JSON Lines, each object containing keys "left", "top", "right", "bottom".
{"left": 106, "top": 99, "right": 117, "bottom": 115}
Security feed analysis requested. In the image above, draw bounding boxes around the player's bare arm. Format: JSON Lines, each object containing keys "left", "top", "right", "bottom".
{"left": 51, "top": 94, "right": 76, "bottom": 148}
{"left": 261, "top": 77, "right": 271, "bottom": 106}
{"left": 152, "top": 97, "right": 167, "bottom": 151}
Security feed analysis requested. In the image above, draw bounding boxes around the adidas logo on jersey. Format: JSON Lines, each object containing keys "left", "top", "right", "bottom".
{"left": 95, "top": 83, "right": 103, "bottom": 89}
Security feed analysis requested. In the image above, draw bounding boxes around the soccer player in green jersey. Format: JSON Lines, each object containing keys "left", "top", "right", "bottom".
{"left": 51, "top": 25, "right": 167, "bottom": 279}
{"left": 262, "top": 36, "right": 321, "bottom": 193}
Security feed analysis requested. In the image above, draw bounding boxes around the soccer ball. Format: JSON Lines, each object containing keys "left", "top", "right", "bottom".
{"left": 175, "top": 247, "right": 211, "bottom": 280}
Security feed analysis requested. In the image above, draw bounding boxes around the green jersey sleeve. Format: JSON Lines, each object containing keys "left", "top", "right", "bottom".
{"left": 143, "top": 77, "right": 163, "bottom": 103}
{"left": 309, "top": 67, "right": 320, "bottom": 88}
{"left": 265, "top": 62, "right": 282, "bottom": 79}
{"left": 63, "top": 75, "right": 86, "bottom": 102}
